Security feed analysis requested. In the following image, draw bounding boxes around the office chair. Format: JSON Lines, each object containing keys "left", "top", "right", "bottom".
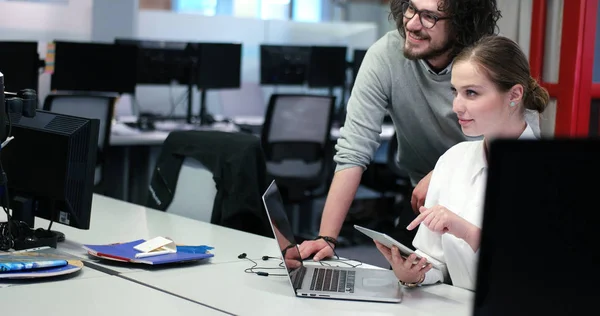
{"left": 43, "top": 93, "right": 116, "bottom": 194}
{"left": 164, "top": 157, "right": 216, "bottom": 222}
{"left": 260, "top": 94, "right": 336, "bottom": 239}
{"left": 147, "top": 130, "right": 272, "bottom": 237}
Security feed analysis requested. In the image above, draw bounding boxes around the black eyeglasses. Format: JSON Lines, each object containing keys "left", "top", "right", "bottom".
{"left": 401, "top": 1, "right": 450, "bottom": 29}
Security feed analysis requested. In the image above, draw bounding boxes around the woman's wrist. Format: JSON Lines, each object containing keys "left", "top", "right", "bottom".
{"left": 464, "top": 225, "right": 481, "bottom": 252}
{"left": 398, "top": 273, "right": 425, "bottom": 287}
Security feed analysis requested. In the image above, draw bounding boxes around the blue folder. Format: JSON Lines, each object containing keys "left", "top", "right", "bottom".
{"left": 82, "top": 239, "right": 214, "bottom": 265}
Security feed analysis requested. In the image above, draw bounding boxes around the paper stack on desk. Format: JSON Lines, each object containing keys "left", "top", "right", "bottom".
{"left": 82, "top": 238, "right": 214, "bottom": 265}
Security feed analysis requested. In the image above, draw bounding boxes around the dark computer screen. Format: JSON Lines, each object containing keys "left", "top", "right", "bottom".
{"left": 473, "top": 138, "right": 600, "bottom": 316}
{"left": 1, "top": 110, "right": 99, "bottom": 230}
{"left": 0, "top": 41, "right": 40, "bottom": 93}
{"left": 307, "top": 46, "right": 347, "bottom": 88}
{"left": 260, "top": 45, "right": 311, "bottom": 85}
{"left": 352, "top": 49, "right": 367, "bottom": 83}
{"left": 51, "top": 41, "right": 138, "bottom": 94}
{"left": 194, "top": 43, "right": 242, "bottom": 89}
{"left": 115, "top": 38, "right": 190, "bottom": 85}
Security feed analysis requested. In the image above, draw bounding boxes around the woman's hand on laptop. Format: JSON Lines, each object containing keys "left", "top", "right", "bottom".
{"left": 375, "top": 240, "right": 432, "bottom": 284}
{"left": 299, "top": 239, "right": 334, "bottom": 261}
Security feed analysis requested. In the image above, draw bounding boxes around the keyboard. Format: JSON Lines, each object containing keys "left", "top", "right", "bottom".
{"left": 310, "top": 268, "right": 356, "bottom": 293}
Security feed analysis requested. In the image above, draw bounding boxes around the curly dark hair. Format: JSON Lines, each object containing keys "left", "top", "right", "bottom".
{"left": 389, "top": 0, "right": 502, "bottom": 57}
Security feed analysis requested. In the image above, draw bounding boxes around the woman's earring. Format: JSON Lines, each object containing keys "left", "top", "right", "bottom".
{"left": 510, "top": 101, "right": 516, "bottom": 107}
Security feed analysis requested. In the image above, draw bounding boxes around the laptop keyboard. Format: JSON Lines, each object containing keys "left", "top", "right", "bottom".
{"left": 310, "top": 268, "right": 356, "bottom": 293}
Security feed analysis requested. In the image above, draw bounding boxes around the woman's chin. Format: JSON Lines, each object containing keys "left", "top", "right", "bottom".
{"left": 461, "top": 127, "right": 482, "bottom": 138}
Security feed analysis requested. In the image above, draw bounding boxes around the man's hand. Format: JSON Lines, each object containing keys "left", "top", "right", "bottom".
{"left": 407, "top": 205, "right": 481, "bottom": 252}
{"left": 298, "top": 239, "right": 335, "bottom": 261}
{"left": 411, "top": 171, "right": 432, "bottom": 214}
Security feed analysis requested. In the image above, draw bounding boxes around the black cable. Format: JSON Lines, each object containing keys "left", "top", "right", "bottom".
{"left": 238, "top": 253, "right": 287, "bottom": 277}
{"left": 167, "top": 90, "right": 189, "bottom": 118}
{"left": 6, "top": 107, "right": 11, "bottom": 141}
{"left": 319, "top": 239, "right": 363, "bottom": 269}
{"left": 0, "top": 108, "right": 13, "bottom": 250}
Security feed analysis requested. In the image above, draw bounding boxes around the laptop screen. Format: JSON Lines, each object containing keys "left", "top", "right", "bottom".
{"left": 262, "top": 180, "right": 304, "bottom": 289}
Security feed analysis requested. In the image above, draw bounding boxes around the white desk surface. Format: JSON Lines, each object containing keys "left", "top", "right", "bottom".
{"left": 0, "top": 275, "right": 226, "bottom": 315}
{"left": 110, "top": 118, "right": 395, "bottom": 147}
{"left": 126, "top": 260, "right": 473, "bottom": 316}
{"left": 30, "top": 194, "right": 279, "bottom": 274}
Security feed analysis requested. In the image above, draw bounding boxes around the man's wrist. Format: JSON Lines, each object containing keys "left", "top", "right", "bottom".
{"left": 315, "top": 235, "right": 338, "bottom": 248}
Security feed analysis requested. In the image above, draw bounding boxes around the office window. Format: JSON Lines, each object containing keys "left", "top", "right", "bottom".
{"left": 233, "top": 0, "right": 259, "bottom": 18}
{"left": 260, "top": 0, "right": 290, "bottom": 20}
{"left": 174, "top": 0, "right": 218, "bottom": 16}
{"left": 293, "top": 0, "right": 321, "bottom": 23}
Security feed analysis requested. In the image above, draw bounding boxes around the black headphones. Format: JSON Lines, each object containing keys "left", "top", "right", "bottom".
{"left": 238, "top": 253, "right": 287, "bottom": 277}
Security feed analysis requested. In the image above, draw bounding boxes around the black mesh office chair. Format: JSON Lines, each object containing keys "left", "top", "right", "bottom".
{"left": 43, "top": 93, "right": 116, "bottom": 193}
{"left": 260, "top": 94, "right": 336, "bottom": 239}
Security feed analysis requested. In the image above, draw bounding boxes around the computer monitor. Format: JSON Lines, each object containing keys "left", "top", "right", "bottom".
{"left": 260, "top": 45, "right": 311, "bottom": 85}
{"left": 115, "top": 38, "right": 190, "bottom": 85}
{"left": 307, "top": 46, "right": 348, "bottom": 88}
{"left": 0, "top": 41, "right": 41, "bottom": 93}
{"left": 0, "top": 109, "right": 99, "bottom": 234}
{"left": 352, "top": 49, "right": 367, "bottom": 83}
{"left": 473, "top": 138, "right": 600, "bottom": 316}
{"left": 194, "top": 43, "right": 242, "bottom": 89}
{"left": 51, "top": 41, "right": 138, "bottom": 94}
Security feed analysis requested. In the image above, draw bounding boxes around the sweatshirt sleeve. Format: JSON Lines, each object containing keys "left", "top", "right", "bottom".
{"left": 334, "top": 41, "right": 391, "bottom": 172}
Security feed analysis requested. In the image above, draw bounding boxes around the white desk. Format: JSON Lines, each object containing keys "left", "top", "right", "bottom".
{"left": 32, "top": 194, "right": 279, "bottom": 274}
{"left": 110, "top": 119, "right": 395, "bottom": 147}
{"left": 0, "top": 275, "right": 227, "bottom": 315}
{"left": 2, "top": 194, "right": 473, "bottom": 315}
{"left": 125, "top": 260, "right": 473, "bottom": 316}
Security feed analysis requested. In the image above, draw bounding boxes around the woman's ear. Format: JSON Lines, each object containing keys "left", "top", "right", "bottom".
{"left": 508, "top": 84, "right": 524, "bottom": 105}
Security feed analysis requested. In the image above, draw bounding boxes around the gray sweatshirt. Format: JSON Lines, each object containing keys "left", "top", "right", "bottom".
{"left": 335, "top": 30, "right": 480, "bottom": 185}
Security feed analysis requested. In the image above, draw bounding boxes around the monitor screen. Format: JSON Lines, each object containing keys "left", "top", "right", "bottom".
{"left": 194, "top": 43, "right": 242, "bottom": 89}
{"left": 260, "top": 45, "right": 310, "bottom": 85}
{"left": 115, "top": 38, "right": 190, "bottom": 85}
{"left": 352, "top": 49, "right": 367, "bottom": 83}
{"left": 0, "top": 41, "right": 40, "bottom": 93}
{"left": 51, "top": 41, "right": 138, "bottom": 94}
{"left": 1, "top": 110, "right": 99, "bottom": 230}
{"left": 473, "top": 138, "right": 600, "bottom": 316}
{"left": 307, "top": 46, "right": 348, "bottom": 88}
{"left": 261, "top": 180, "right": 303, "bottom": 289}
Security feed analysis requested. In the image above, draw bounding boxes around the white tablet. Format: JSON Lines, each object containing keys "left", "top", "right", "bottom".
{"left": 354, "top": 224, "right": 443, "bottom": 270}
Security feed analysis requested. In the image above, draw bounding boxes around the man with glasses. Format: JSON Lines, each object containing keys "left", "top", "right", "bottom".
{"left": 299, "top": 0, "right": 502, "bottom": 261}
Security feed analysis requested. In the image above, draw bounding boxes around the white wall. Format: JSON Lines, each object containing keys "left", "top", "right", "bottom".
{"left": 0, "top": 0, "right": 92, "bottom": 41}
{"left": 0, "top": 0, "right": 93, "bottom": 103}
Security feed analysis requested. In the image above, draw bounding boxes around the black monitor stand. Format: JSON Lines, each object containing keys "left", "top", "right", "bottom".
{"left": 185, "top": 62, "right": 214, "bottom": 126}
{"left": 8, "top": 195, "right": 63, "bottom": 250}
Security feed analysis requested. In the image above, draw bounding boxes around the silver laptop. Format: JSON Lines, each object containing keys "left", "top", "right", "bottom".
{"left": 261, "top": 180, "right": 402, "bottom": 303}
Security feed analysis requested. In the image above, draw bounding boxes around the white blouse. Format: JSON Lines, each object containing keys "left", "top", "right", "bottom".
{"left": 412, "top": 124, "right": 537, "bottom": 291}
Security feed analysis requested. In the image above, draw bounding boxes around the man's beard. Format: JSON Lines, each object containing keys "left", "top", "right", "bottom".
{"left": 402, "top": 30, "right": 454, "bottom": 60}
